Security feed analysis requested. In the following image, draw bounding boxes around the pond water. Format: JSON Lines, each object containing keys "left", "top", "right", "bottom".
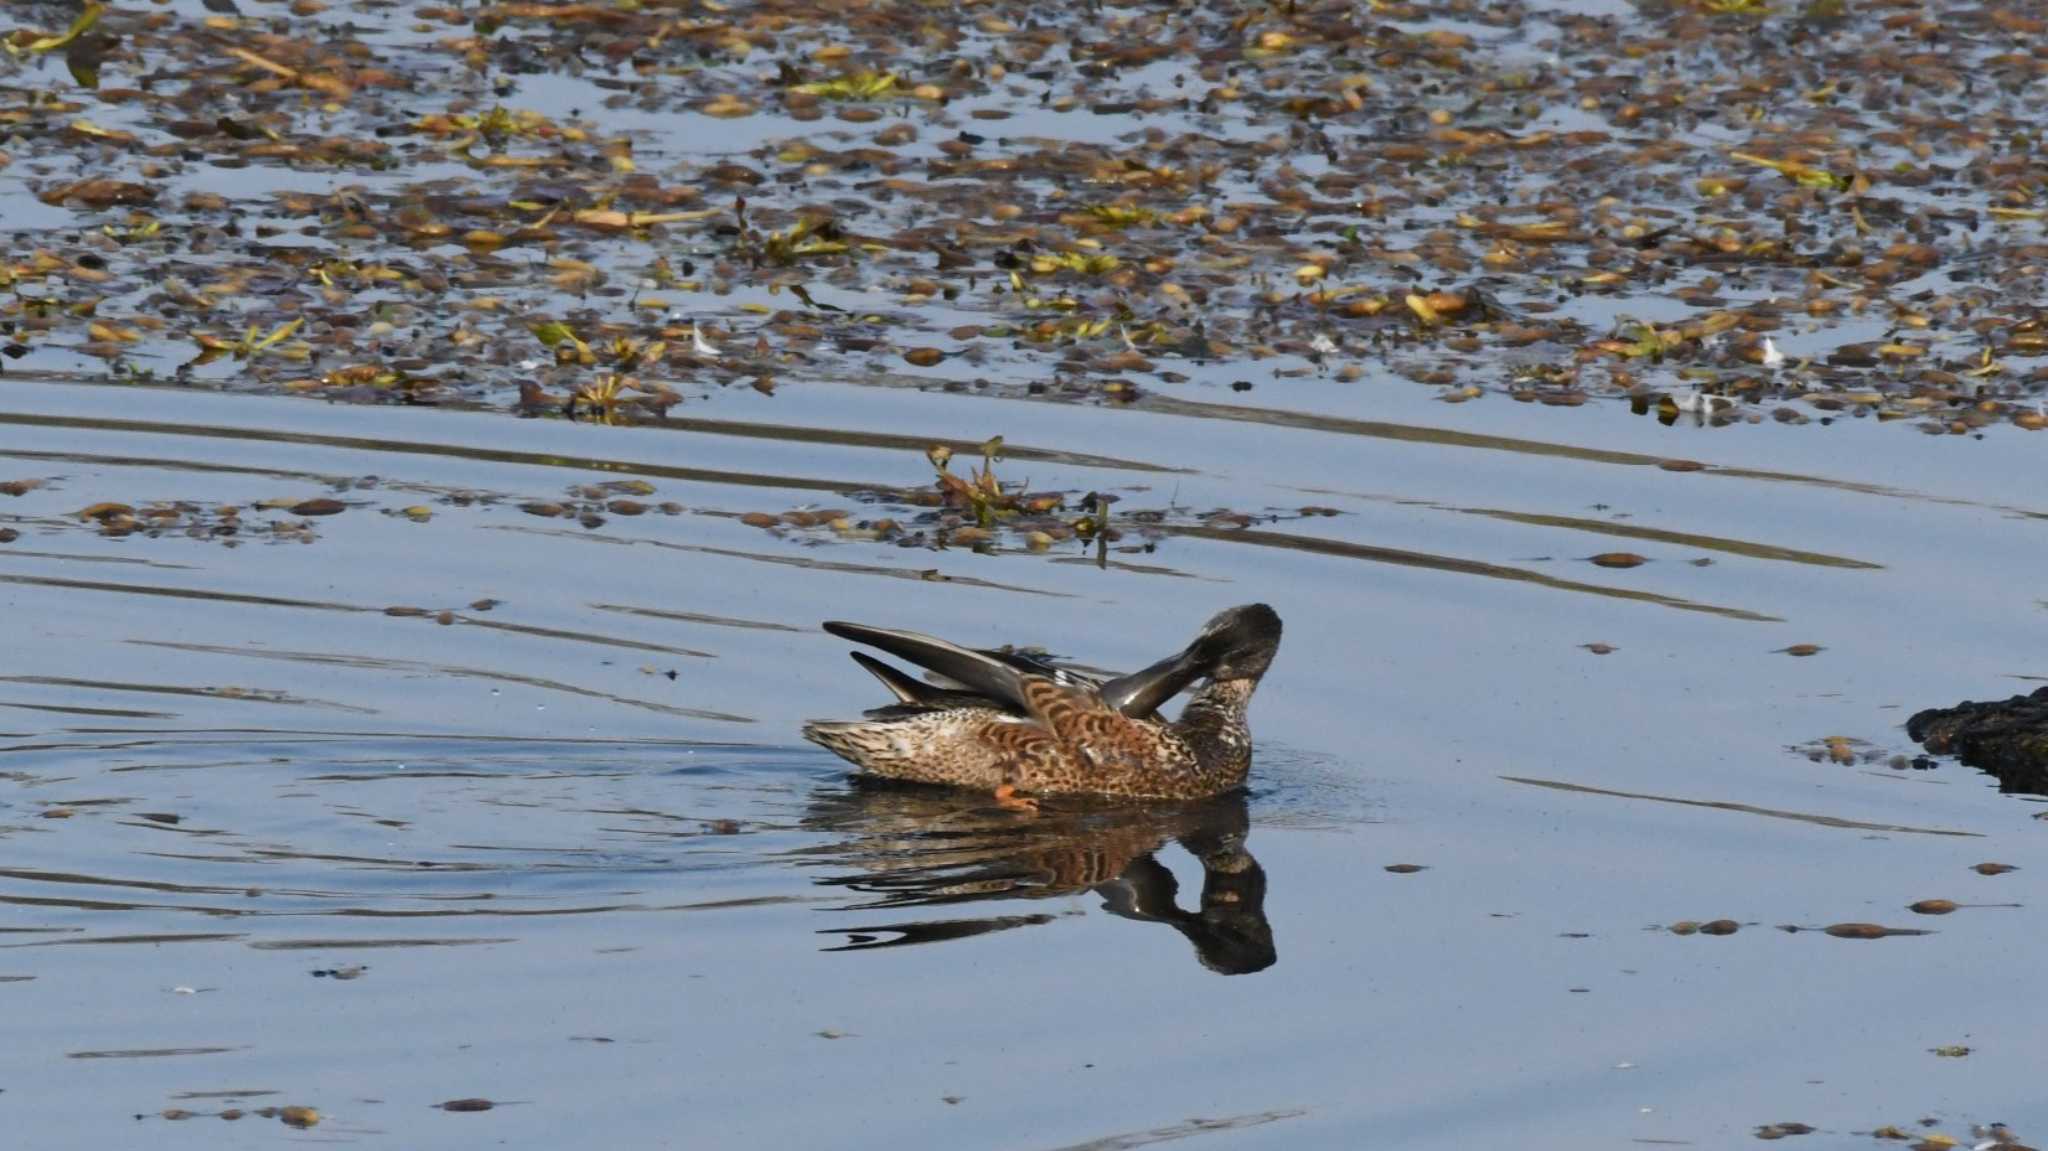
{"left": 3, "top": 0, "right": 2046, "bottom": 1147}
{"left": 5, "top": 375, "right": 2043, "bottom": 1148}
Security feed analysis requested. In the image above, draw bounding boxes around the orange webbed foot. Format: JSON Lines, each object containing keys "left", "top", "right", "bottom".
{"left": 993, "top": 784, "right": 1040, "bottom": 814}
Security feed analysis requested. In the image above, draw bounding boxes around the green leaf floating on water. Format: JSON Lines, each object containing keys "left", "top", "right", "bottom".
{"left": 789, "top": 71, "right": 898, "bottom": 101}
{"left": 6, "top": 3, "right": 102, "bottom": 58}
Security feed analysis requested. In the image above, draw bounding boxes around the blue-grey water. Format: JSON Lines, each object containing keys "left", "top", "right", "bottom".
{"left": 4, "top": 0, "right": 2046, "bottom": 1146}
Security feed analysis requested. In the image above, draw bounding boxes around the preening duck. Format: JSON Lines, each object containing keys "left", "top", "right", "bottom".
{"left": 802, "top": 604, "right": 1282, "bottom": 805}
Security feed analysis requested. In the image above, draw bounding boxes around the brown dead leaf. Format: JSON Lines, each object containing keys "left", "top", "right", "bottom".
{"left": 1588, "top": 552, "right": 1647, "bottom": 569}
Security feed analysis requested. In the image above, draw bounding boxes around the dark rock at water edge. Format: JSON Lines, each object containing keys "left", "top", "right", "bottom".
{"left": 1908, "top": 687, "right": 2048, "bottom": 795}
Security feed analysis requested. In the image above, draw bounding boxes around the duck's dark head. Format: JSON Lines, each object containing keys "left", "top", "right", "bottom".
{"left": 1191, "top": 603, "right": 1282, "bottom": 683}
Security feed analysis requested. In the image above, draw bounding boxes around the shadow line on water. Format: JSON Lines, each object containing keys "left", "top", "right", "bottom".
{"left": 129, "top": 640, "right": 755, "bottom": 724}
{"left": 67, "top": 1047, "right": 243, "bottom": 1060}
{"left": 590, "top": 603, "right": 807, "bottom": 632}
{"left": 81, "top": 728, "right": 760, "bottom": 747}
{"left": 1502, "top": 775, "right": 1982, "bottom": 836}
{"left": 0, "top": 545, "right": 200, "bottom": 570}
{"left": 245, "top": 937, "right": 515, "bottom": 950}
{"left": 1161, "top": 525, "right": 1783, "bottom": 622}
{"left": 0, "top": 445, "right": 353, "bottom": 485}
{"left": 0, "top": 698, "right": 179, "bottom": 720}
{"left": 1291, "top": 484, "right": 1884, "bottom": 569}
{"left": 493, "top": 524, "right": 1080, "bottom": 599}
{"left": 1453, "top": 507, "right": 1883, "bottom": 570}
{"left": 0, "top": 932, "right": 247, "bottom": 949}
{"left": 1137, "top": 394, "right": 2048, "bottom": 518}
{"left": 0, "top": 410, "right": 1183, "bottom": 495}
{"left": 0, "top": 674, "right": 371, "bottom": 714}
{"left": 0, "top": 574, "right": 718, "bottom": 660}
{"left": 0, "top": 410, "right": 863, "bottom": 494}
{"left": 1032, "top": 1107, "right": 1309, "bottom": 1151}
{"left": 829, "top": 370, "right": 2048, "bottom": 516}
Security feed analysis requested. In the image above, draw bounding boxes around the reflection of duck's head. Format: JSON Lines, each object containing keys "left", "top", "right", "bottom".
{"left": 798, "top": 784, "right": 1275, "bottom": 975}
{"left": 1096, "top": 808, "right": 1274, "bottom": 975}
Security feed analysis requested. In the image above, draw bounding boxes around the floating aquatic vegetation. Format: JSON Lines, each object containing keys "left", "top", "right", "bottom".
{"left": 32, "top": 495, "right": 334, "bottom": 545}
{"left": 0, "top": 0, "right": 2042, "bottom": 434}
{"left": 1787, "top": 734, "right": 1916, "bottom": 768}
{"left": 727, "top": 443, "right": 1352, "bottom": 558}
{"left": 1774, "top": 922, "right": 1934, "bottom": 940}
{"left": 435, "top": 1098, "right": 496, "bottom": 1113}
{"left": 1666, "top": 919, "right": 1741, "bottom": 936}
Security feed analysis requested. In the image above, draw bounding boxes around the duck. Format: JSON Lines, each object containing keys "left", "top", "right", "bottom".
{"left": 801, "top": 604, "right": 1282, "bottom": 806}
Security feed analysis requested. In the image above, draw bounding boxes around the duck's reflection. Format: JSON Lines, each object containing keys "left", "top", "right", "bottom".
{"left": 797, "top": 785, "right": 1274, "bottom": 975}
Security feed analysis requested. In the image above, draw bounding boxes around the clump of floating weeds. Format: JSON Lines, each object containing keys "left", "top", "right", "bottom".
{"left": 721, "top": 444, "right": 1346, "bottom": 561}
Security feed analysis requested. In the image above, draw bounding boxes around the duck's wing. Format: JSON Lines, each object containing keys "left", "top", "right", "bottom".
{"left": 825, "top": 621, "right": 1050, "bottom": 716}
{"left": 969, "top": 642, "right": 1211, "bottom": 717}
{"left": 848, "top": 651, "right": 997, "bottom": 713}
{"left": 826, "top": 620, "right": 1214, "bottom": 721}
{"left": 977, "top": 648, "right": 1111, "bottom": 693}
{"left": 1095, "top": 643, "right": 1213, "bottom": 717}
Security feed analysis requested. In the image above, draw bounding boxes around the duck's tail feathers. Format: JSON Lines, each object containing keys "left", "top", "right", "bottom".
{"left": 803, "top": 720, "right": 887, "bottom": 761}
{"left": 823, "top": 621, "right": 1033, "bottom": 714}
{"left": 803, "top": 719, "right": 990, "bottom": 787}
{"left": 848, "top": 651, "right": 939, "bottom": 705}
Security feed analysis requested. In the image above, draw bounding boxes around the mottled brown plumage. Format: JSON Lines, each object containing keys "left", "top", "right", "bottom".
{"left": 802, "top": 604, "right": 1282, "bottom": 800}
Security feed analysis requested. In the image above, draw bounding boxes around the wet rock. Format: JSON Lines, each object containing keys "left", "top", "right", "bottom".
{"left": 1906, "top": 687, "right": 2048, "bottom": 794}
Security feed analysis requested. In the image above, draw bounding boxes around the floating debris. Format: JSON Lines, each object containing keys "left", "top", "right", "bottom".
{"left": 1667, "top": 920, "right": 1741, "bottom": 936}
{"left": 1773, "top": 923, "right": 1935, "bottom": 940}
{"left": 1588, "top": 553, "right": 1648, "bottom": 569}
{"left": 435, "top": 1098, "right": 496, "bottom": 1113}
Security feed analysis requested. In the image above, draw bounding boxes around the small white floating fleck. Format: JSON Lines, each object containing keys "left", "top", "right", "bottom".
{"left": 1760, "top": 336, "right": 1785, "bottom": 368}
{"left": 172, "top": 986, "right": 197, "bottom": 995}
{"left": 1672, "top": 391, "right": 1734, "bottom": 414}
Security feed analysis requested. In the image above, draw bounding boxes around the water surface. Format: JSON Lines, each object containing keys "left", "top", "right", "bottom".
{"left": 3, "top": 0, "right": 2046, "bottom": 1146}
